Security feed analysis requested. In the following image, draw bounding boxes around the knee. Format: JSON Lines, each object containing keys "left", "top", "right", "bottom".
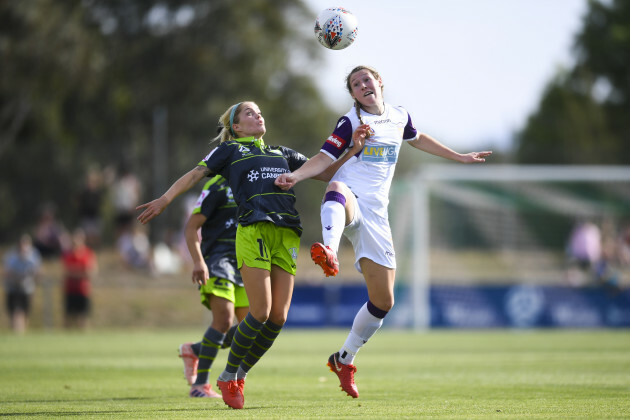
{"left": 371, "top": 298, "right": 394, "bottom": 313}
{"left": 211, "top": 310, "right": 235, "bottom": 333}
{"left": 268, "top": 308, "right": 288, "bottom": 326}
{"left": 212, "top": 316, "right": 234, "bottom": 334}
{"left": 249, "top": 309, "right": 269, "bottom": 324}
{"left": 326, "top": 181, "right": 345, "bottom": 193}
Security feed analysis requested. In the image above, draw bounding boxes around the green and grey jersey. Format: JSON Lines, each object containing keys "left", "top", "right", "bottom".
{"left": 192, "top": 175, "right": 241, "bottom": 285}
{"left": 199, "top": 136, "right": 308, "bottom": 236}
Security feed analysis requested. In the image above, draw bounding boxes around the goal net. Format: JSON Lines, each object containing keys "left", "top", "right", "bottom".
{"left": 389, "top": 164, "right": 630, "bottom": 329}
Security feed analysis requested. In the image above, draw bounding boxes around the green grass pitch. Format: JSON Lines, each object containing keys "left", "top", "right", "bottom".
{"left": 1, "top": 329, "right": 629, "bottom": 419}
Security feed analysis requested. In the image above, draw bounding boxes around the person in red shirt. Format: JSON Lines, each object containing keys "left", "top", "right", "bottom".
{"left": 61, "top": 228, "right": 98, "bottom": 329}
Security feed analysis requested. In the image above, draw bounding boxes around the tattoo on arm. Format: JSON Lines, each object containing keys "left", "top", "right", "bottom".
{"left": 195, "top": 166, "right": 211, "bottom": 177}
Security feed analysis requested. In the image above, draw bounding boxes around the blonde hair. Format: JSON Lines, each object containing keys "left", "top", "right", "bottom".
{"left": 345, "top": 65, "right": 383, "bottom": 126}
{"left": 212, "top": 102, "right": 245, "bottom": 143}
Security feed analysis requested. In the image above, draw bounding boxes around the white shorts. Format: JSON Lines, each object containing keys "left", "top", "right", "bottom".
{"left": 343, "top": 194, "right": 396, "bottom": 273}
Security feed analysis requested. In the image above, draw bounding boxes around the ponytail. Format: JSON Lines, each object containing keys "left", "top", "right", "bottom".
{"left": 211, "top": 102, "right": 244, "bottom": 144}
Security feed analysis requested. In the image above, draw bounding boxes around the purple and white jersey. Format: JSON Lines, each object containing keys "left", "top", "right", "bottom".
{"left": 320, "top": 103, "right": 417, "bottom": 216}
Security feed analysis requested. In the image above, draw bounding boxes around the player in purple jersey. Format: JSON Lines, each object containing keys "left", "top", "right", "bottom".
{"left": 275, "top": 65, "right": 492, "bottom": 398}
{"left": 137, "top": 101, "right": 363, "bottom": 409}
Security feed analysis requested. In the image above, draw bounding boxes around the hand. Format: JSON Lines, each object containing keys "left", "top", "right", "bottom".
{"left": 353, "top": 124, "right": 372, "bottom": 146}
{"left": 136, "top": 196, "right": 168, "bottom": 224}
{"left": 191, "top": 261, "right": 209, "bottom": 286}
{"left": 460, "top": 150, "right": 493, "bottom": 163}
{"left": 350, "top": 125, "right": 368, "bottom": 153}
{"left": 275, "top": 173, "right": 296, "bottom": 191}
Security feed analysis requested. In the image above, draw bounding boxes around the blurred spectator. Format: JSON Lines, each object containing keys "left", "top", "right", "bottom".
{"left": 565, "top": 219, "right": 602, "bottom": 286}
{"left": 61, "top": 228, "right": 97, "bottom": 329}
{"left": 618, "top": 224, "right": 630, "bottom": 268}
{"left": 3, "top": 234, "right": 41, "bottom": 333}
{"left": 33, "top": 202, "right": 69, "bottom": 259}
{"left": 111, "top": 162, "right": 142, "bottom": 237}
{"left": 117, "top": 222, "right": 155, "bottom": 274}
{"left": 76, "top": 167, "right": 105, "bottom": 249}
{"left": 592, "top": 220, "right": 630, "bottom": 293}
{"left": 152, "top": 228, "right": 183, "bottom": 275}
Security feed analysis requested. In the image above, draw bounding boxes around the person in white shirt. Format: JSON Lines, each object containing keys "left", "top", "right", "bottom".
{"left": 275, "top": 65, "right": 492, "bottom": 398}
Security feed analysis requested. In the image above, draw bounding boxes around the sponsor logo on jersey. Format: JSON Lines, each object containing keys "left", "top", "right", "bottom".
{"left": 238, "top": 145, "right": 252, "bottom": 155}
{"left": 325, "top": 134, "right": 346, "bottom": 149}
{"left": 225, "top": 218, "right": 236, "bottom": 229}
{"left": 248, "top": 167, "right": 288, "bottom": 182}
{"left": 373, "top": 118, "right": 391, "bottom": 124}
{"left": 362, "top": 145, "right": 397, "bottom": 163}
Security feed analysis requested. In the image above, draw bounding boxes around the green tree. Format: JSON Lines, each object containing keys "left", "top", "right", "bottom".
{"left": 0, "top": 0, "right": 335, "bottom": 243}
{"left": 515, "top": 0, "right": 630, "bottom": 164}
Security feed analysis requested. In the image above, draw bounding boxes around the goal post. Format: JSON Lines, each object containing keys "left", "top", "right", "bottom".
{"left": 390, "top": 164, "right": 630, "bottom": 330}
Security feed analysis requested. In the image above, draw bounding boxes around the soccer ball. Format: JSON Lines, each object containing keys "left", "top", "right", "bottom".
{"left": 314, "top": 7, "right": 358, "bottom": 50}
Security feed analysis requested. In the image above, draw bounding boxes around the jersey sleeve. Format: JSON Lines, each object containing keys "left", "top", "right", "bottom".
{"left": 192, "top": 178, "right": 224, "bottom": 218}
{"left": 280, "top": 147, "right": 309, "bottom": 172}
{"left": 402, "top": 110, "right": 418, "bottom": 141}
{"left": 199, "top": 184, "right": 225, "bottom": 219}
{"left": 198, "top": 143, "right": 230, "bottom": 175}
{"left": 320, "top": 116, "right": 353, "bottom": 160}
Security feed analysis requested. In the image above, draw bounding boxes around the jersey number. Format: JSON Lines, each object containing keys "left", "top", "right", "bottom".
{"left": 257, "top": 238, "right": 268, "bottom": 258}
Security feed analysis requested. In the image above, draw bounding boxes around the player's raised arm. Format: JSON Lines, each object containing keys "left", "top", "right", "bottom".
{"left": 408, "top": 133, "right": 492, "bottom": 163}
{"left": 136, "top": 166, "right": 210, "bottom": 224}
{"left": 275, "top": 124, "right": 369, "bottom": 190}
{"left": 314, "top": 124, "right": 368, "bottom": 182}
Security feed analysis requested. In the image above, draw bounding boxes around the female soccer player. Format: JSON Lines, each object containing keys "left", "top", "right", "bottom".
{"left": 178, "top": 174, "right": 249, "bottom": 399}
{"left": 137, "top": 101, "right": 364, "bottom": 409}
{"left": 275, "top": 65, "right": 492, "bottom": 398}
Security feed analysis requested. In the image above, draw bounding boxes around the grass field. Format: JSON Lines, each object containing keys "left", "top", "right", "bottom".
{"left": 1, "top": 329, "right": 629, "bottom": 419}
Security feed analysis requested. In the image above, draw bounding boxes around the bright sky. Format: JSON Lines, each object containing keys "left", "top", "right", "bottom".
{"left": 303, "top": 0, "right": 588, "bottom": 152}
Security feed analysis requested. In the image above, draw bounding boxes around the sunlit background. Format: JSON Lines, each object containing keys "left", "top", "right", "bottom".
{"left": 1, "top": 0, "right": 629, "bottom": 331}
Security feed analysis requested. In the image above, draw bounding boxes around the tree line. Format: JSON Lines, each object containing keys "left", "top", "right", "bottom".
{"left": 1, "top": 0, "right": 628, "bottom": 243}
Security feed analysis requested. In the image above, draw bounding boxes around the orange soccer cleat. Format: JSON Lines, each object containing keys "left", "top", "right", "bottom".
{"left": 310, "top": 243, "right": 339, "bottom": 277}
{"left": 327, "top": 352, "right": 359, "bottom": 398}
{"left": 216, "top": 379, "right": 244, "bottom": 409}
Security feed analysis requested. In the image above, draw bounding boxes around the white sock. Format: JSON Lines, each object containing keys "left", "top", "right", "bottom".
{"left": 339, "top": 302, "right": 384, "bottom": 365}
{"left": 321, "top": 199, "right": 345, "bottom": 254}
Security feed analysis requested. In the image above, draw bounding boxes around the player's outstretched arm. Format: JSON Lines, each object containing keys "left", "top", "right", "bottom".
{"left": 315, "top": 125, "right": 367, "bottom": 182}
{"left": 275, "top": 124, "right": 370, "bottom": 189}
{"left": 408, "top": 133, "right": 492, "bottom": 163}
{"left": 136, "top": 166, "right": 210, "bottom": 224}
{"left": 275, "top": 153, "right": 332, "bottom": 190}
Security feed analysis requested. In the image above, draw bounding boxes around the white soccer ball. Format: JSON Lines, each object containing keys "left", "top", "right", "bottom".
{"left": 314, "top": 7, "right": 358, "bottom": 50}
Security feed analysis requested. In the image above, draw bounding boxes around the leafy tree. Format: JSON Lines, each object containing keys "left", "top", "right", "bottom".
{"left": 0, "top": 0, "right": 335, "bottom": 243}
{"left": 515, "top": 0, "right": 630, "bottom": 164}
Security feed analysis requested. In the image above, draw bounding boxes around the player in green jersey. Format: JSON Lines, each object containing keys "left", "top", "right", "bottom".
{"left": 137, "top": 101, "right": 364, "bottom": 409}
